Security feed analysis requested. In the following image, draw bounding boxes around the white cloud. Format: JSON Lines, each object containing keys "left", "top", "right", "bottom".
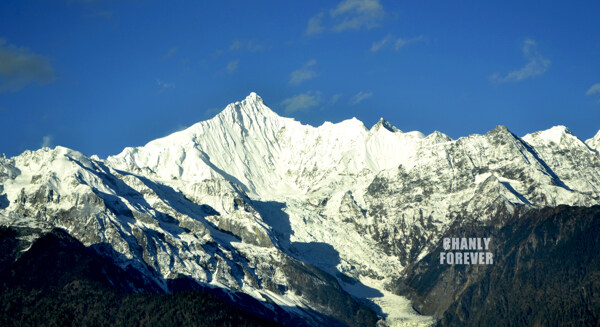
{"left": 246, "top": 40, "right": 264, "bottom": 52}
{"left": 227, "top": 59, "right": 239, "bottom": 74}
{"left": 489, "top": 39, "right": 551, "bottom": 84}
{"left": 229, "top": 40, "right": 264, "bottom": 52}
{"left": 371, "top": 34, "right": 424, "bottom": 52}
{"left": 163, "top": 46, "right": 178, "bottom": 59}
{"left": 289, "top": 60, "right": 318, "bottom": 85}
{"left": 281, "top": 91, "right": 321, "bottom": 114}
{"left": 395, "top": 35, "right": 424, "bottom": 50}
{"left": 204, "top": 107, "right": 220, "bottom": 117}
{"left": 0, "top": 39, "right": 55, "bottom": 92}
{"left": 215, "top": 40, "right": 264, "bottom": 59}
{"left": 329, "top": 93, "right": 343, "bottom": 105}
{"left": 331, "top": 0, "right": 385, "bottom": 32}
{"left": 229, "top": 40, "right": 243, "bottom": 51}
{"left": 306, "top": 0, "right": 385, "bottom": 35}
{"left": 162, "top": 124, "right": 188, "bottom": 137}
{"left": 586, "top": 83, "right": 600, "bottom": 96}
{"left": 306, "top": 12, "right": 326, "bottom": 35}
{"left": 41, "top": 135, "right": 53, "bottom": 148}
{"left": 350, "top": 91, "right": 372, "bottom": 105}
{"left": 371, "top": 34, "right": 393, "bottom": 52}
{"left": 156, "top": 79, "right": 175, "bottom": 93}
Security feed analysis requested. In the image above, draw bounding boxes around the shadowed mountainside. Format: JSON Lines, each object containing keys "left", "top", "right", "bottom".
{"left": 0, "top": 227, "right": 287, "bottom": 327}
{"left": 394, "top": 205, "right": 600, "bottom": 326}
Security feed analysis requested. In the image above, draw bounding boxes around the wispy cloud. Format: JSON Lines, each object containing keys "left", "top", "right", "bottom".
{"left": 306, "top": 0, "right": 385, "bottom": 35}
{"left": 350, "top": 91, "right": 372, "bottom": 105}
{"left": 0, "top": 38, "right": 55, "bottom": 92}
{"left": 229, "top": 40, "right": 264, "bottom": 52}
{"left": 371, "top": 34, "right": 424, "bottom": 52}
{"left": 306, "top": 12, "right": 326, "bottom": 36}
{"left": 371, "top": 34, "right": 393, "bottom": 52}
{"left": 204, "top": 107, "right": 221, "bottom": 117}
{"left": 331, "top": 0, "right": 385, "bottom": 32}
{"left": 213, "top": 49, "right": 224, "bottom": 57}
{"left": 214, "top": 39, "right": 265, "bottom": 58}
{"left": 289, "top": 60, "right": 318, "bottom": 85}
{"left": 247, "top": 41, "right": 264, "bottom": 52}
{"left": 281, "top": 91, "right": 322, "bottom": 114}
{"left": 163, "top": 46, "right": 178, "bottom": 59}
{"left": 227, "top": 59, "right": 239, "bottom": 74}
{"left": 395, "top": 35, "right": 424, "bottom": 50}
{"left": 94, "top": 10, "right": 113, "bottom": 20}
{"left": 329, "top": 93, "right": 343, "bottom": 105}
{"left": 586, "top": 83, "right": 600, "bottom": 96}
{"left": 156, "top": 79, "right": 174, "bottom": 93}
{"left": 41, "top": 135, "right": 53, "bottom": 148}
{"left": 162, "top": 124, "right": 188, "bottom": 137}
{"left": 587, "top": 83, "right": 600, "bottom": 103}
{"left": 229, "top": 40, "right": 243, "bottom": 51}
{"left": 489, "top": 39, "right": 550, "bottom": 84}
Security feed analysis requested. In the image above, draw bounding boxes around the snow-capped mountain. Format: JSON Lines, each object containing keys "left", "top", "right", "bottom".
{"left": 1, "top": 92, "right": 599, "bottom": 326}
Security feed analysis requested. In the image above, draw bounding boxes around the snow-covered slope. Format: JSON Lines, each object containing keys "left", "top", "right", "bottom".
{"left": 106, "top": 93, "right": 431, "bottom": 200}
{"left": 0, "top": 146, "right": 378, "bottom": 326}
{"left": 2, "top": 92, "right": 600, "bottom": 326}
{"left": 585, "top": 129, "right": 600, "bottom": 151}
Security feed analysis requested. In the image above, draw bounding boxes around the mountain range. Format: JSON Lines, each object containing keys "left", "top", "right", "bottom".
{"left": 1, "top": 92, "right": 599, "bottom": 326}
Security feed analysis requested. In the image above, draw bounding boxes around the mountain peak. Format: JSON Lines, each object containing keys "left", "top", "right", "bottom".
{"left": 484, "top": 125, "right": 519, "bottom": 141}
{"left": 523, "top": 125, "right": 577, "bottom": 146}
{"left": 218, "top": 92, "right": 280, "bottom": 123}
{"left": 371, "top": 118, "right": 400, "bottom": 133}
{"left": 234, "top": 92, "right": 264, "bottom": 107}
{"left": 245, "top": 92, "right": 262, "bottom": 103}
{"left": 585, "top": 129, "right": 600, "bottom": 151}
{"left": 489, "top": 125, "right": 511, "bottom": 134}
{"left": 233, "top": 92, "right": 270, "bottom": 110}
{"left": 548, "top": 125, "right": 572, "bottom": 134}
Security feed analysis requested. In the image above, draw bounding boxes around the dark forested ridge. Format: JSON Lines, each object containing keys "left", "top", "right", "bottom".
{"left": 0, "top": 227, "right": 282, "bottom": 327}
{"left": 395, "top": 205, "right": 600, "bottom": 326}
{"left": 0, "top": 226, "right": 377, "bottom": 327}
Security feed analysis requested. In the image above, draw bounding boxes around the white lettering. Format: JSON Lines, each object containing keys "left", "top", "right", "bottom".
{"left": 446, "top": 252, "right": 454, "bottom": 264}
{"left": 460, "top": 238, "right": 468, "bottom": 250}
{"left": 443, "top": 238, "right": 451, "bottom": 251}
{"left": 483, "top": 238, "right": 491, "bottom": 250}
{"left": 486, "top": 252, "right": 493, "bottom": 264}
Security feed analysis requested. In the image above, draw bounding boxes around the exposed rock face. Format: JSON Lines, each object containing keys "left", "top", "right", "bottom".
{"left": 1, "top": 93, "right": 599, "bottom": 325}
{"left": 396, "top": 205, "right": 600, "bottom": 327}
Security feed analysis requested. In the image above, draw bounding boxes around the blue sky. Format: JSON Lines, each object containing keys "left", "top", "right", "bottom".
{"left": 1, "top": 0, "right": 599, "bottom": 158}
